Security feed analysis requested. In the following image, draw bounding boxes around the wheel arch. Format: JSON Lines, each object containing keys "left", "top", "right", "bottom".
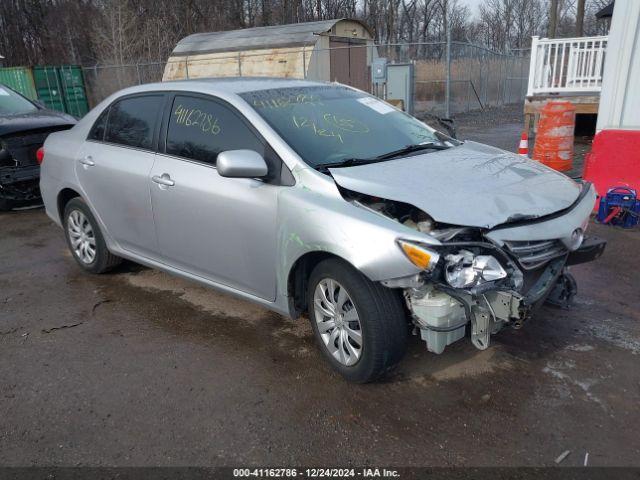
{"left": 57, "top": 188, "right": 82, "bottom": 223}
{"left": 287, "top": 251, "right": 365, "bottom": 319}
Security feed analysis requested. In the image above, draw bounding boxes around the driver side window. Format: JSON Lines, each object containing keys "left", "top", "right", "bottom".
{"left": 166, "top": 95, "right": 264, "bottom": 166}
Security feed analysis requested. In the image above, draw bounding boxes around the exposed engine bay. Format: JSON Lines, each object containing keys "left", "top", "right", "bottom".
{"left": 343, "top": 187, "right": 606, "bottom": 354}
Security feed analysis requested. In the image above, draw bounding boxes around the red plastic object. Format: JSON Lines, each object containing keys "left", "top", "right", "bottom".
{"left": 602, "top": 205, "right": 622, "bottom": 224}
{"left": 583, "top": 129, "right": 640, "bottom": 209}
{"left": 533, "top": 101, "right": 576, "bottom": 172}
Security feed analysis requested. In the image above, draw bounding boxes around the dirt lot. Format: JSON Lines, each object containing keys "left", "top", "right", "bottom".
{"left": 1, "top": 111, "right": 639, "bottom": 467}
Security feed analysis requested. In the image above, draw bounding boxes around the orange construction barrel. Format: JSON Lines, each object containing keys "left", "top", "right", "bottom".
{"left": 533, "top": 101, "right": 576, "bottom": 172}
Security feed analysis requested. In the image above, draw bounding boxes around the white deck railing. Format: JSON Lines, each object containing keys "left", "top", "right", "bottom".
{"left": 526, "top": 35, "right": 608, "bottom": 96}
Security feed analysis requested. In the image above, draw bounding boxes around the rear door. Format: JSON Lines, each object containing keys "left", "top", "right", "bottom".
{"left": 76, "top": 94, "right": 164, "bottom": 258}
{"left": 149, "top": 93, "right": 281, "bottom": 300}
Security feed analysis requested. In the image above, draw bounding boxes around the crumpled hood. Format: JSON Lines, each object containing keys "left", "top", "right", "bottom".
{"left": 329, "top": 141, "right": 582, "bottom": 229}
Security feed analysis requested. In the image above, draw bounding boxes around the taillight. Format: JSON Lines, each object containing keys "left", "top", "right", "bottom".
{"left": 36, "top": 147, "right": 45, "bottom": 165}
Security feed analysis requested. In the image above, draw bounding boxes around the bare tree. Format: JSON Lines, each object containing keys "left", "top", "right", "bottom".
{"left": 0, "top": 0, "right": 605, "bottom": 69}
{"left": 549, "top": 0, "right": 559, "bottom": 37}
{"left": 576, "top": 0, "right": 585, "bottom": 35}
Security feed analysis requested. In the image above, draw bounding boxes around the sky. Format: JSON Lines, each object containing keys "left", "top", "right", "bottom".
{"left": 461, "top": 0, "right": 484, "bottom": 19}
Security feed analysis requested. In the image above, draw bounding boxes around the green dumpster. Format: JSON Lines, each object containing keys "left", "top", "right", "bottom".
{"left": 32, "top": 66, "right": 66, "bottom": 113}
{"left": 0, "top": 67, "right": 37, "bottom": 100}
{"left": 33, "top": 65, "right": 90, "bottom": 118}
{"left": 57, "top": 66, "right": 90, "bottom": 117}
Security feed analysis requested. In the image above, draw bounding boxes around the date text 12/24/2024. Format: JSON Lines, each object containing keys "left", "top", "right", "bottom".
{"left": 233, "top": 468, "right": 400, "bottom": 478}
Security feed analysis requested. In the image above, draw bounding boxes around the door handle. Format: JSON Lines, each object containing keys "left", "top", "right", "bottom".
{"left": 152, "top": 174, "right": 175, "bottom": 187}
{"left": 79, "top": 156, "right": 95, "bottom": 167}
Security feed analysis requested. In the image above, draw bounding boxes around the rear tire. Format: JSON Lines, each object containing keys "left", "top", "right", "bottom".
{"left": 63, "top": 197, "right": 122, "bottom": 273}
{"left": 307, "top": 258, "right": 408, "bottom": 383}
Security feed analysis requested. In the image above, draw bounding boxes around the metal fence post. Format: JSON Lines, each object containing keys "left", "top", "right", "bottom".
{"left": 302, "top": 48, "right": 306, "bottom": 79}
{"left": 466, "top": 45, "right": 471, "bottom": 112}
{"left": 445, "top": 24, "right": 451, "bottom": 118}
{"left": 504, "top": 56, "right": 510, "bottom": 104}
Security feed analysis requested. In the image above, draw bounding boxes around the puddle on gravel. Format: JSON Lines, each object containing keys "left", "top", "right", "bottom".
{"left": 398, "top": 343, "right": 521, "bottom": 386}
{"left": 429, "top": 348, "right": 507, "bottom": 381}
{"left": 542, "top": 359, "right": 606, "bottom": 410}
{"left": 119, "top": 269, "right": 616, "bottom": 387}
{"left": 124, "top": 269, "right": 271, "bottom": 323}
{"left": 114, "top": 268, "right": 316, "bottom": 363}
{"left": 581, "top": 318, "right": 640, "bottom": 355}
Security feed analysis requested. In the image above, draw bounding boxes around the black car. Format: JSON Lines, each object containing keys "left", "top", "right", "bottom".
{"left": 0, "top": 83, "right": 76, "bottom": 210}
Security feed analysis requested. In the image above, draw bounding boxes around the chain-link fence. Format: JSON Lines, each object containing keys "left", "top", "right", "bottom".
{"left": 82, "top": 62, "right": 166, "bottom": 107}
{"left": 376, "top": 41, "right": 529, "bottom": 116}
{"left": 81, "top": 41, "right": 529, "bottom": 117}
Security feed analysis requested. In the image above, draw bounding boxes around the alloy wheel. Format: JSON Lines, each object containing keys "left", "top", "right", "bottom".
{"left": 67, "top": 210, "right": 96, "bottom": 264}
{"left": 313, "top": 278, "right": 363, "bottom": 366}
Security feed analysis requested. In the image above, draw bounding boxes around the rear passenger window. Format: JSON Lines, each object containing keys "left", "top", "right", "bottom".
{"left": 166, "top": 95, "right": 263, "bottom": 165}
{"left": 88, "top": 108, "right": 108, "bottom": 141}
{"left": 105, "top": 95, "right": 162, "bottom": 150}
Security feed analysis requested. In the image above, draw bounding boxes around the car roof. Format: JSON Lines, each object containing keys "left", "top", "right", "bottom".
{"left": 117, "top": 77, "right": 333, "bottom": 97}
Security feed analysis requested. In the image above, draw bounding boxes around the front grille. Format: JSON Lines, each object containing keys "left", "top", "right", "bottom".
{"left": 504, "top": 239, "right": 568, "bottom": 270}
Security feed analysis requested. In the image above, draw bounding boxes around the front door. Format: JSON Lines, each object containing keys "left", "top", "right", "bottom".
{"left": 150, "top": 94, "right": 280, "bottom": 301}
{"left": 76, "top": 94, "right": 164, "bottom": 257}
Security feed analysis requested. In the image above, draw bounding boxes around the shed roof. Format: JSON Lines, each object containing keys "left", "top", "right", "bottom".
{"left": 170, "top": 18, "right": 373, "bottom": 57}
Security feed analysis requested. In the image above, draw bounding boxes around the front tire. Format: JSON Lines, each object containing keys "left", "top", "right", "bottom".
{"left": 63, "top": 197, "right": 122, "bottom": 273}
{"left": 307, "top": 258, "right": 408, "bottom": 383}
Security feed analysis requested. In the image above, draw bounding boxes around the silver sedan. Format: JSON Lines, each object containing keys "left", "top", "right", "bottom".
{"left": 40, "top": 78, "right": 605, "bottom": 382}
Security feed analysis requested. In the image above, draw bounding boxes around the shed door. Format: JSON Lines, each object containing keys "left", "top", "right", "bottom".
{"left": 329, "top": 37, "right": 369, "bottom": 91}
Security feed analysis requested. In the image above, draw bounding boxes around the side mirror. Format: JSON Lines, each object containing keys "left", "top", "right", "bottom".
{"left": 217, "top": 150, "right": 268, "bottom": 178}
{"left": 438, "top": 117, "right": 457, "bottom": 139}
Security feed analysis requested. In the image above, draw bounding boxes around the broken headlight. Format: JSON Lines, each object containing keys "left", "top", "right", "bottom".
{"left": 444, "top": 250, "right": 507, "bottom": 289}
{"left": 397, "top": 240, "right": 440, "bottom": 271}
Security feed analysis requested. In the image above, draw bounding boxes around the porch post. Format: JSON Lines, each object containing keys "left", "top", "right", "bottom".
{"left": 526, "top": 36, "right": 539, "bottom": 97}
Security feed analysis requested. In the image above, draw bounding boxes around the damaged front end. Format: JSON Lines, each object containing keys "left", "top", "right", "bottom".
{"left": 346, "top": 186, "right": 606, "bottom": 354}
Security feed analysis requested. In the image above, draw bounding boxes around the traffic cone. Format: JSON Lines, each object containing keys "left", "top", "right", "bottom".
{"left": 518, "top": 131, "right": 529, "bottom": 156}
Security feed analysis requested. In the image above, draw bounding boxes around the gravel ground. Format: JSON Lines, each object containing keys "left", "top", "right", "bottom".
{"left": 1, "top": 210, "right": 639, "bottom": 467}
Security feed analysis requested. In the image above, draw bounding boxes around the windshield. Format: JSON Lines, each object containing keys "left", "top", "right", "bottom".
{"left": 240, "top": 86, "right": 454, "bottom": 169}
{"left": 0, "top": 84, "right": 38, "bottom": 115}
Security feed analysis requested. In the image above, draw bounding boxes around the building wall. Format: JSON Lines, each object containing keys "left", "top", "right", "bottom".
{"left": 331, "top": 20, "right": 371, "bottom": 39}
{"left": 597, "top": 0, "right": 640, "bottom": 130}
{"left": 163, "top": 46, "right": 313, "bottom": 81}
{"left": 306, "top": 36, "right": 330, "bottom": 81}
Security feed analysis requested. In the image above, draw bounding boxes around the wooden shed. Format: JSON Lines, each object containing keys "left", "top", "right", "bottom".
{"left": 163, "top": 19, "right": 377, "bottom": 91}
